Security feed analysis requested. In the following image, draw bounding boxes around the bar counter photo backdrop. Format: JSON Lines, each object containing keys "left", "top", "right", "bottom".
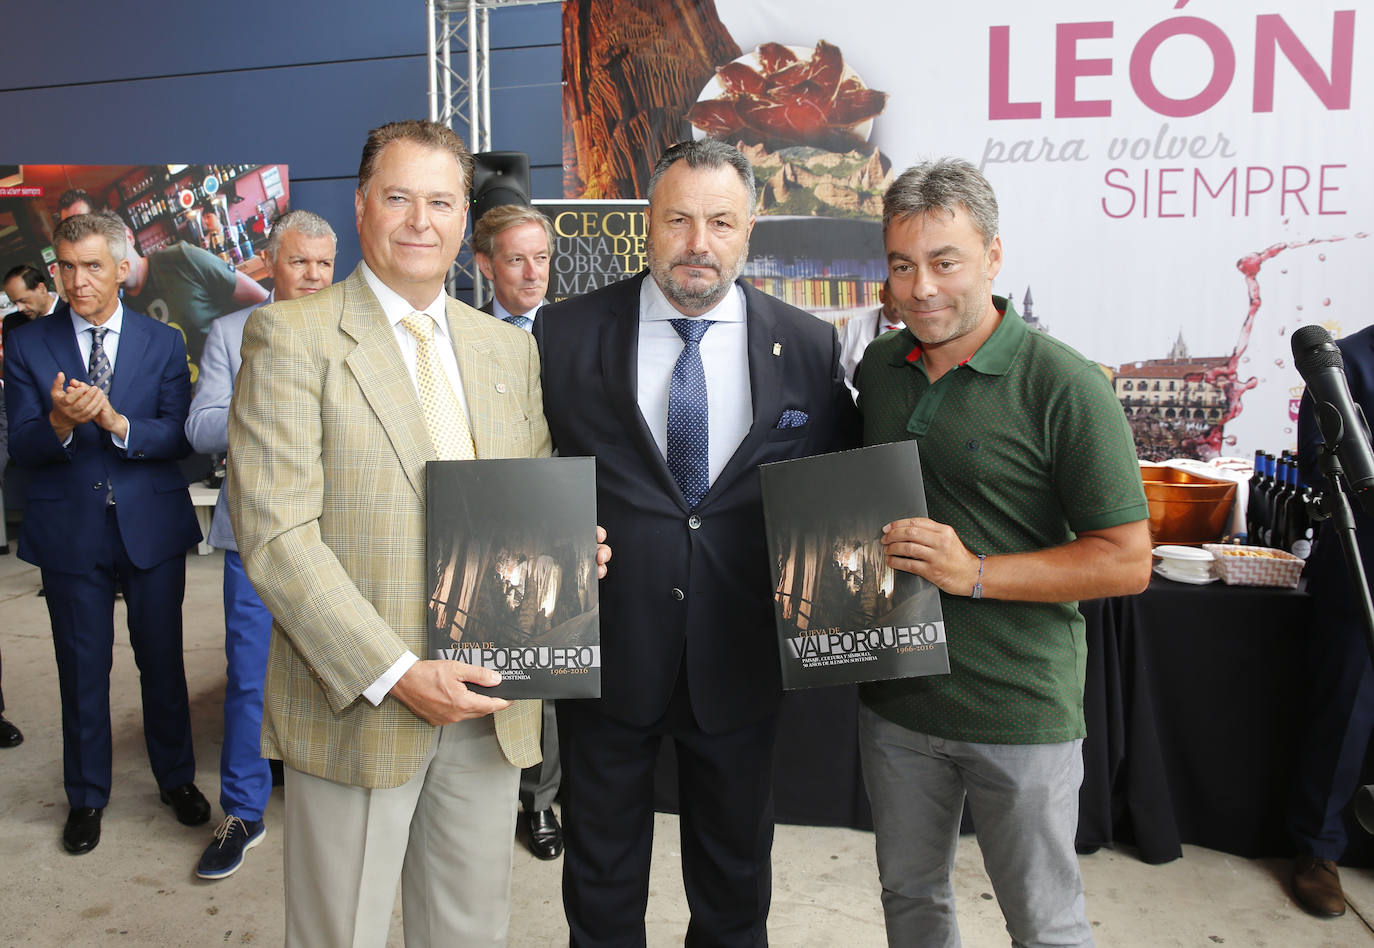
{"left": 0, "top": 162, "right": 291, "bottom": 382}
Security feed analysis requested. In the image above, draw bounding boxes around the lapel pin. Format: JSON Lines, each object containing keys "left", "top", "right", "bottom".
{"left": 772, "top": 342, "right": 782, "bottom": 357}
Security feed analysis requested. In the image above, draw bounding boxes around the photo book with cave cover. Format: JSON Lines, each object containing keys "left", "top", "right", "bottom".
{"left": 425, "top": 457, "right": 600, "bottom": 699}
{"left": 761, "top": 441, "right": 950, "bottom": 689}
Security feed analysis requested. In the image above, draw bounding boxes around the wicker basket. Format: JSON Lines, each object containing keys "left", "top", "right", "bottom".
{"left": 1202, "top": 544, "right": 1305, "bottom": 588}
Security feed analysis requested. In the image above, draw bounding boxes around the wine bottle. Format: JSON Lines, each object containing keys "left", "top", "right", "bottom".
{"left": 1255, "top": 454, "right": 1276, "bottom": 546}
{"left": 1246, "top": 449, "right": 1265, "bottom": 543}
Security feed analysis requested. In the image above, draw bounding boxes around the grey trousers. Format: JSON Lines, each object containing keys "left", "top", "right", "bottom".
{"left": 283, "top": 717, "right": 520, "bottom": 948}
{"left": 858, "top": 705, "right": 1093, "bottom": 948}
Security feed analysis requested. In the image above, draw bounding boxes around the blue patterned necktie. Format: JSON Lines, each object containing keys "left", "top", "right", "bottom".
{"left": 88, "top": 327, "right": 112, "bottom": 394}
{"left": 503, "top": 313, "right": 532, "bottom": 332}
{"left": 667, "top": 318, "right": 715, "bottom": 508}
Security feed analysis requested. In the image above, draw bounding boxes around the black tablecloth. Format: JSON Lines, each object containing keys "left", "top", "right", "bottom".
{"left": 1077, "top": 576, "right": 1312, "bottom": 863}
{"left": 653, "top": 576, "right": 1374, "bottom": 865}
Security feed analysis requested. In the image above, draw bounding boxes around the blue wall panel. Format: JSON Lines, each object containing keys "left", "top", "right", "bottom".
{"left": 286, "top": 178, "right": 363, "bottom": 272}
{"left": 2, "top": 2, "right": 561, "bottom": 90}
{"left": 0, "top": 1, "right": 568, "bottom": 282}
{"left": 3, "top": 58, "right": 435, "bottom": 173}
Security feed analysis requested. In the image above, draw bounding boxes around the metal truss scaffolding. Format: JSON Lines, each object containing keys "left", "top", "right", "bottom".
{"left": 426, "top": 0, "right": 559, "bottom": 293}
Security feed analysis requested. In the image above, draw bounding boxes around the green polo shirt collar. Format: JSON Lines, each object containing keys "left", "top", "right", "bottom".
{"left": 898, "top": 296, "right": 1023, "bottom": 436}
{"left": 963, "top": 296, "right": 1024, "bottom": 376}
{"left": 890, "top": 296, "right": 1023, "bottom": 377}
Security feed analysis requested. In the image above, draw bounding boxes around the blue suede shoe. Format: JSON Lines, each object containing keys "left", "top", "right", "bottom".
{"left": 196, "top": 815, "right": 266, "bottom": 880}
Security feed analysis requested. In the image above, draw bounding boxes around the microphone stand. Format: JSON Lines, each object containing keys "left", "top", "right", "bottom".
{"left": 1313, "top": 446, "right": 1374, "bottom": 651}
{"left": 1314, "top": 445, "right": 1374, "bottom": 831}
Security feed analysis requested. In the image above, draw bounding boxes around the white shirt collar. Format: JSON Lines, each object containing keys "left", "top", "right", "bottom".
{"left": 640, "top": 275, "right": 746, "bottom": 325}
{"left": 70, "top": 302, "right": 124, "bottom": 337}
{"left": 360, "top": 261, "right": 449, "bottom": 339}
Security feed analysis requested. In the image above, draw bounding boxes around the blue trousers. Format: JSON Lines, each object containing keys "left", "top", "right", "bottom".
{"left": 43, "top": 506, "right": 195, "bottom": 809}
{"left": 220, "top": 550, "right": 274, "bottom": 821}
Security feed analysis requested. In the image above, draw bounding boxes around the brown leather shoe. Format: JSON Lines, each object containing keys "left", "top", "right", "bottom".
{"left": 1292, "top": 854, "right": 1346, "bottom": 918}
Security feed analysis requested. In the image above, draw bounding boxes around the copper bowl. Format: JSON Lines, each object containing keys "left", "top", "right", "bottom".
{"left": 1142, "top": 468, "right": 1236, "bottom": 545}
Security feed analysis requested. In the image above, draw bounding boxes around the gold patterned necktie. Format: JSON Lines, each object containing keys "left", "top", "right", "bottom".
{"left": 401, "top": 312, "right": 476, "bottom": 461}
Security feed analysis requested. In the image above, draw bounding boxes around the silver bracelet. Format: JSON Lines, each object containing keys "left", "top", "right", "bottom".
{"left": 971, "top": 553, "right": 987, "bottom": 599}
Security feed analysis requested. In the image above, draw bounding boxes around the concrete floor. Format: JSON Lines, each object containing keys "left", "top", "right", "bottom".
{"left": 2, "top": 548, "right": 1373, "bottom": 946}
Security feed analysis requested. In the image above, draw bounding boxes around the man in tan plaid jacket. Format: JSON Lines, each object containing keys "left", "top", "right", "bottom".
{"left": 229, "top": 119, "right": 571, "bottom": 946}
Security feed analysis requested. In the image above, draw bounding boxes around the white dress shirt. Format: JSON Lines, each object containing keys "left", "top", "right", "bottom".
{"left": 838, "top": 306, "right": 903, "bottom": 400}
{"left": 69, "top": 303, "right": 130, "bottom": 448}
{"left": 361, "top": 262, "right": 472, "bottom": 421}
{"left": 359, "top": 263, "right": 474, "bottom": 705}
{"left": 636, "top": 277, "right": 752, "bottom": 488}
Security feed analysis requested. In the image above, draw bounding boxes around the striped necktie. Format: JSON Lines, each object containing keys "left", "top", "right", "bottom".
{"left": 88, "top": 327, "right": 112, "bottom": 394}
{"left": 400, "top": 312, "right": 476, "bottom": 461}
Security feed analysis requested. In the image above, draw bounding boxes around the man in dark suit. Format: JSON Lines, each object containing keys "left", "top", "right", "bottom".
{"left": 1, "top": 262, "right": 58, "bottom": 750}
{"left": 0, "top": 385, "right": 18, "bottom": 748}
{"left": 536, "top": 139, "right": 857, "bottom": 946}
{"left": 3, "top": 263, "right": 59, "bottom": 367}
{"left": 474, "top": 203, "right": 553, "bottom": 332}
{"left": 4, "top": 212, "right": 207, "bottom": 855}
{"left": 473, "top": 202, "right": 565, "bottom": 860}
{"left": 1289, "top": 323, "right": 1374, "bottom": 918}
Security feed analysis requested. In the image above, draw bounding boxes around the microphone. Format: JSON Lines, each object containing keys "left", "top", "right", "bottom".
{"left": 1291, "top": 324, "right": 1374, "bottom": 512}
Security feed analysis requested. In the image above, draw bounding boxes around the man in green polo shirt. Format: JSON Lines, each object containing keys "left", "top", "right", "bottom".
{"left": 854, "top": 159, "right": 1152, "bottom": 947}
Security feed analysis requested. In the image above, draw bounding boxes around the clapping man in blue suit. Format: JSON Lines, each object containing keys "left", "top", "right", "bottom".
{"left": 4, "top": 211, "right": 207, "bottom": 855}
{"left": 186, "top": 209, "right": 336, "bottom": 879}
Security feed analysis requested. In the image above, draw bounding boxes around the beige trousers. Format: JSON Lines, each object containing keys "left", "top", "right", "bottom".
{"left": 283, "top": 716, "right": 520, "bottom": 947}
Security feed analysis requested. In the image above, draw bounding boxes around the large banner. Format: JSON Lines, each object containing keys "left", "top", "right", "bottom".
{"left": 562, "top": 1, "right": 1368, "bottom": 460}
{"left": 535, "top": 199, "right": 649, "bottom": 303}
{"left": 0, "top": 163, "right": 291, "bottom": 382}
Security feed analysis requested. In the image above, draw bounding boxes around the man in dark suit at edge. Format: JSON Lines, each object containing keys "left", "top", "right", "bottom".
{"left": 4, "top": 211, "right": 207, "bottom": 855}
{"left": 1288, "top": 323, "right": 1374, "bottom": 918}
{"left": 474, "top": 204, "right": 553, "bottom": 331}
{"left": 473, "top": 202, "right": 566, "bottom": 861}
{"left": 535, "top": 139, "right": 858, "bottom": 946}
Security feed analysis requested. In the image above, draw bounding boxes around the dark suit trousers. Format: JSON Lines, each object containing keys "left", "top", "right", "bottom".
{"left": 520, "top": 699, "right": 561, "bottom": 813}
{"left": 1289, "top": 592, "right": 1374, "bottom": 860}
{"left": 557, "top": 670, "right": 778, "bottom": 948}
{"left": 43, "top": 507, "right": 195, "bottom": 809}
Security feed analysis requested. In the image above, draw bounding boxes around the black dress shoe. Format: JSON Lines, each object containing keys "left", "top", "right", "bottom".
{"left": 63, "top": 807, "right": 102, "bottom": 855}
{"left": 160, "top": 783, "right": 211, "bottom": 826}
{"left": 525, "top": 808, "right": 563, "bottom": 860}
{"left": 0, "top": 716, "right": 22, "bottom": 748}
